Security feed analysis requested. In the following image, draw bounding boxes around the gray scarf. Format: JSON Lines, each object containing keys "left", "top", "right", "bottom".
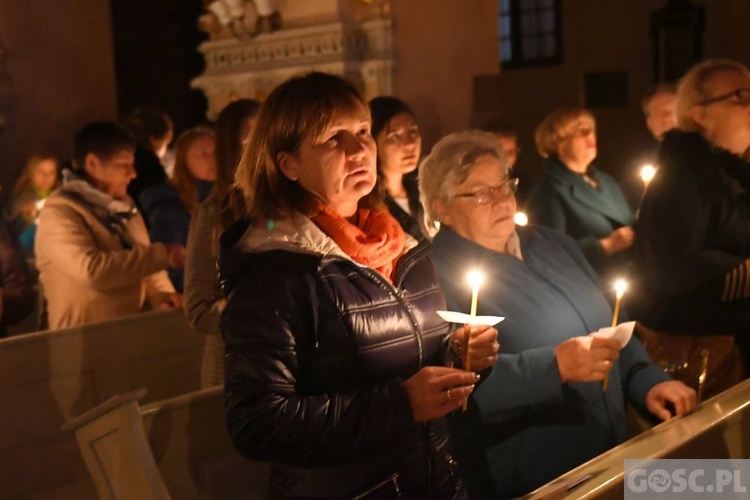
{"left": 58, "top": 170, "right": 138, "bottom": 249}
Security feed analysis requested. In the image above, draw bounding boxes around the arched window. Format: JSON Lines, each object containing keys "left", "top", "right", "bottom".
{"left": 499, "top": 0, "right": 562, "bottom": 67}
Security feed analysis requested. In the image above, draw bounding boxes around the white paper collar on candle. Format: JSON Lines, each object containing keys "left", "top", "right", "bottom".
{"left": 588, "top": 321, "right": 635, "bottom": 348}
{"left": 436, "top": 310, "right": 504, "bottom": 326}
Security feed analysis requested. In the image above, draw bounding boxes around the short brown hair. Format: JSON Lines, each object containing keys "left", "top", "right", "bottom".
{"left": 534, "top": 107, "right": 595, "bottom": 158}
{"left": 676, "top": 59, "right": 750, "bottom": 133}
{"left": 235, "top": 72, "right": 371, "bottom": 218}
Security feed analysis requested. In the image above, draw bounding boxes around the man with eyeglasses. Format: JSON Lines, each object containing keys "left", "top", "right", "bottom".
{"left": 632, "top": 59, "right": 750, "bottom": 376}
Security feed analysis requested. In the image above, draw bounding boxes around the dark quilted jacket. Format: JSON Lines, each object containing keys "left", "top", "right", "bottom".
{"left": 219, "top": 216, "right": 465, "bottom": 499}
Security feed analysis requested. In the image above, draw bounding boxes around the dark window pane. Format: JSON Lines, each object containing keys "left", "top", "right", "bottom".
{"left": 499, "top": 0, "right": 560, "bottom": 65}
{"left": 521, "top": 13, "right": 535, "bottom": 34}
{"left": 501, "top": 40, "right": 512, "bottom": 62}
{"left": 540, "top": 11, "right": 554, "bottom": 32}
{"left": 522, "top": 36, "right": 538, "bottom": 58}
{"left": 500, "top": 15, "right": 511, "bottom": 36}
{"left": 540, "top": 34, "right": 555, "bottom": 57}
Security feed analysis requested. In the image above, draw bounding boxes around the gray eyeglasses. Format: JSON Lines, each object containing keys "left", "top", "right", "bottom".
{"left": 454, "top": 178, "right": 519, "bottom": 205}
{"left": 698, "top": 88, "right": 750, "bottom": 107}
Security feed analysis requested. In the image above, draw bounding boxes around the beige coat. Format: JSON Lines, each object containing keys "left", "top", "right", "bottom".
{"left": 35, "top": 192, "right": 175, "bottom": 330}
{"left": 184, "top": 193, "right": 225, "bottom": 387}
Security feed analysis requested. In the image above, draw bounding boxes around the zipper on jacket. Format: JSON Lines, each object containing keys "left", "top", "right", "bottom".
{"left": 320, "top": 249, "right": 435, "bottom": 495}
{"left": 320, "top": 251, "right": 427, "bottom": 369}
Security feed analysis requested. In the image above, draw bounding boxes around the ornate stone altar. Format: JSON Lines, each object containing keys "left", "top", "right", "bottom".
{"left": 192, "top": 0, "right": 393, "bottom": 119}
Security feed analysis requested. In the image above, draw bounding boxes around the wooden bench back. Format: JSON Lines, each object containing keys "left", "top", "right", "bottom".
{"left": 0, "top": 310, "right": 203, "bottom": 498}
{"left": 64, "top": 387, "right": 269, "bottom": 499}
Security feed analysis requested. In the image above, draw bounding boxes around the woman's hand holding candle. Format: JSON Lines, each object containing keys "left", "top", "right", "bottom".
{"left": 451, "top": 325, "right": 500, "bottom": 372}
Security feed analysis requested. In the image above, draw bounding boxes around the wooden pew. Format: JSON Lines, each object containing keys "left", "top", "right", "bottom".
{"left": 63, "top": 387, "right": 270, "bottom": 499}
{"left": 0, "top": 309, "right": 203, "bottom": 499}
{"left": 524, "top": 378, "right": 750, "bottom": 499}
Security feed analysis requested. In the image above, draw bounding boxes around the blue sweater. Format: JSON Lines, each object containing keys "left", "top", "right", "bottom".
{"left": 430, "top": 225, "right": 669, "bottom": 498}
{"left": 140, "top": 180, "right": 213, "bottom": 292}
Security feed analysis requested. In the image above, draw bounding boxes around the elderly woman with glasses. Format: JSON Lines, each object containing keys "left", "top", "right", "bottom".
{"left": 422, "top": 130, "right": 696, "bottom": 499}
{"left": 632, "top": 59, "right": 750, "bottom": 366}
{"left": 526, "top": 107, "right": 635, "bottom": 281}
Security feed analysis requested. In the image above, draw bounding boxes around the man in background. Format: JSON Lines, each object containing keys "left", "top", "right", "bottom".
{"left": 483, "top": 120, "right": 531, "bottom": 204}
{"left": 623, "top": 84, "right": 678, "bottom": 209}
{"left": 643, "top": 83, "right": 677, "bottom": 142}
{"left": 35, "top": 121, "right": 183, "bottom": 329}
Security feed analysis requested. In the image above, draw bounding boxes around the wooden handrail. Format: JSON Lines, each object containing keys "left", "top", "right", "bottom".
{"left": 525, "top": 378, "right": 750, "bottom": 499}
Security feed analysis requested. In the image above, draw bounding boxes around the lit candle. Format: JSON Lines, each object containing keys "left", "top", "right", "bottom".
{"left": 603, "top": 279, "right": 628, "bottom": 391}
{"left": 640, "top": 164, "right": 656, "bottom": 187}
{"left": 464, "top": 270, "right": 484, "bottom": 411}
{"left": 468, "top": 269, "right": 484, "bottom": 317}
{"left": 514, "top": 211, "right": 528, "bottom": 226}
{"left": 611, "top": 279, "right": 628, "bottom": 327}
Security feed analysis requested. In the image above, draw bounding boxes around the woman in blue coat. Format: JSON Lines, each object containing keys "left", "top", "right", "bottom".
{"left": 141, "top": 127, "right": 216, "bottom": 292}
{"left": 526, "top": 107, "right": 634, "bottom": 281}
{"left": 420, "top": 130, "right": 696, "bottom": 498}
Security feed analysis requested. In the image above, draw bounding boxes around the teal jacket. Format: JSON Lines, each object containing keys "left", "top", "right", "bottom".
{"left": 526, "top": 157, "right": 634, "bottom": 280}
{"left": 431, "top": 225, "right": 669, "bottom": 498}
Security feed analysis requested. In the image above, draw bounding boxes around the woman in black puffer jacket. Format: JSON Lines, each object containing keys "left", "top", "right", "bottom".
{"left": 220, "top": 72, "right": 499, "bottom": 499}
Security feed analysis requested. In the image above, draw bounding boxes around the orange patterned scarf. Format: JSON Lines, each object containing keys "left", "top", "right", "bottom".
{"left": 304, "top": 199, "right": 406, "bottom": 283}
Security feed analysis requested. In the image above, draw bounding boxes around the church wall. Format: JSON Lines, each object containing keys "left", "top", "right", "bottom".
{"left": 390, "top": 0, "right": 500, "bottom": 149}
{"left": 474, "top": 0, "right": 750, "bottom": 198}
{"left": 0, "top": 0, "right": 118, "bottom": 199}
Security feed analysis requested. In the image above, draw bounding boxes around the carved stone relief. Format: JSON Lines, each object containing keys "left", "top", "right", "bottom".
{"left": 192, "top": 1, "right": 393, "bottom": 119}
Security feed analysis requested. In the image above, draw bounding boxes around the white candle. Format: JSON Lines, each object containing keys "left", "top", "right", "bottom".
{"left": 604, "top": 279, "right": 628, "bottom": 391}
{"left": 468, "top": 270, "right": 484, "bottom": 317}
{"left": 611, "top": 279, "right": 628, "bottom": 327}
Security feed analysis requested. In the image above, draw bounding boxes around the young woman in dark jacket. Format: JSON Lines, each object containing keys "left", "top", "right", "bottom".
{"left": 369, "top": 96, "right": 432, "bottom": 241}
{"left": 220, "top": 72, "right": 499, "bottom": 499}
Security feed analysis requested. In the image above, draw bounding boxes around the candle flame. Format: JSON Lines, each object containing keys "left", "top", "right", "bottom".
{"left": 614, "top": 279, "right": 628, "bottom": 298}
{"left": 514, "top": 211, "right": 528, "bottom": 226}
{"left": 468, "top": 269, "right": 484, "bottom": 288}
{"left": 640, "top": 164, "right": 656, "bottom": 184}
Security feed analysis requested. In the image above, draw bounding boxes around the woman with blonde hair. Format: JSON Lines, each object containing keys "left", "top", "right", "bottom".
{"left": 220, "top": 72, "right": 499, "bottom": 499}
{"left": 9, "top": 154, "right": 59, "bottom": 255}
{"left": 141, "top": 126, "right": 216, "bottom": 292}
{"left": 526, "top": 107, "right": 634, "bottom": 281}
{"left": 632, "top": 59, "right": 750, "bottom": 368}
{"left": 184, "top": 98, "right": 260, "bottom": 387}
